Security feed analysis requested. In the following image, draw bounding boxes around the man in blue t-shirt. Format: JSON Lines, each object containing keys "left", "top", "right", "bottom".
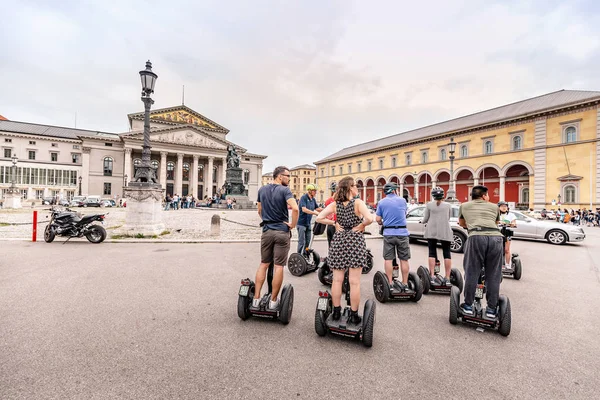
{"left": 254, "top": 166, "right": 299, "bottom": 310}
{"left": 297, "top": 184, "right": 322, "bottom": 255}
{"left": 376, "top": 182, "right": 413, "bottom": 293}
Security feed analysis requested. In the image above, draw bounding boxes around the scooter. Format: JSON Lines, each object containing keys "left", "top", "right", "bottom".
{"left": 417, "top": 259, "right": 464, "bottom": 294}
{"left": 449, "top": 263, "right": 511, "bottom": 336}
{"left": 238, "top": 262, "right": 294, "bottom": 324}
{"left": 372, "top": 259, "right": 423, "bottom": 303}
{"left": 314, "top": 267, "right": 376, "bottom": 347}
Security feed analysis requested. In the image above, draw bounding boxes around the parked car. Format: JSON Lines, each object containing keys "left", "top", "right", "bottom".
{"left": 41, "top": 197, "right": 56, "bottom": 205}
{"left": 81, "top": 198, "right": 102, "bottom": 207}
{"left": 70, "top": 196, "right": 86, "bottom": 207}
{"left": 406, "top": 205, "right": 586, "bottom": 250}
{"left": 101, "top": 199, "right": 114, "bottom": 207}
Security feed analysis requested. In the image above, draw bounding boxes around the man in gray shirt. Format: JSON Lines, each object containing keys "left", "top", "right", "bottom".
{"left": 458, "top": 185, "right": 503, "bottom": 318}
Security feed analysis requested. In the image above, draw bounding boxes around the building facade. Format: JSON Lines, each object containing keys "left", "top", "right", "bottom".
{"left": 289, "top": 164, "right": 316, "bottom": 198}
{"left": 261, "top": 172, "right": 274, "bottom": 187}
{"left": 315, "top": 90, "right": 600, "bottom": 210}
{"left": 0, "top": 106, "right": 266, "bottom": 203}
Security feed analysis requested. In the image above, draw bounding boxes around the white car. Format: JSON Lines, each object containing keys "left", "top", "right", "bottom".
{"left": 406, "top": 205, "right": 586, "bottom": 249}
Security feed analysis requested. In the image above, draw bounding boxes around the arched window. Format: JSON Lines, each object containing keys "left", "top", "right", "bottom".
{"left": 512, "top": 136, "right": 522, "bottom": 150}
{"left": 484, "top": 141, "right": 493, "bottom": 154}
{"left": 564, "top": 185, "right": 576, "bottom": 203}
{"left": 198, "top": 164, "right": 204, "bottom": 182}
{"left": 213, "top": 166, "right": 217, "bottom": 183}
{"left": 391, "top": 157, "right": 397, "bottom": 168}
{"left": 440, "top": 149, "right": 447, "bottom": 161}
{"left": 133, "top": 158, "right": 141, "bottom": 176}
{"left": 243, "top": 169, "right": 250, "bottom": 184}
{"left": 151, "top": 160, "right": 159, "bottom": 170}
{"left": 421, "top": 152, "right": 428, "bottom": 163}
{"left": 460, "top": 145, "right": 468, "bottom": 158}
{"left": 103, "top": 157, "right": 113, "bottom": 176}
{"left": 182, "top": 163, "right": 190, "bottom": 181}
{"left": 405, "top": 154, "right": 411, "bottom": 165}
{"left": 166, "top": 162, "right": 174, "bottom": 180}
{"left": 565, "top": 126, "right": 577, "bottom": 143}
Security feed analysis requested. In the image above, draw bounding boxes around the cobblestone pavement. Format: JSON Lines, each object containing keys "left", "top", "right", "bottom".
{"left": 0, "top": 206, "right": 382, "bottom": 241}
{"left": 1, "top": 228, "right": 599, "bottom": 399}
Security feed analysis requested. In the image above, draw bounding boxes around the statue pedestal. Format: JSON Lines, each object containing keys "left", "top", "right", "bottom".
{"left": 225, "top": 167, "right": 245, "bottom": 196}
{"left": 2, "top": 189, "right": 22, "bottom": 209}
{"left": 122, "top": 184, "right": 165, "bottom": 236}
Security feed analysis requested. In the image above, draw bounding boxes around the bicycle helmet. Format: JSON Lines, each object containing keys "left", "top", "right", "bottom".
{"left": 383, "top": 182, "right": 398, "bottom": 194}
{"left": 431, "top": 186, "right": 444, "bottom": 200}
{"left": 330, "top": 182, "right": 337, "bottom": 192}
{"left": 306, "top": 184, "right": 317, "bottom": 191}
{"left": 498, "top": 201, "right": 508, "bottom": 207}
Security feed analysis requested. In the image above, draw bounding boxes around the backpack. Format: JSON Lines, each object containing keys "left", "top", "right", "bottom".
{"left": 312, "top": 222, "right": 326, "bottom": 236}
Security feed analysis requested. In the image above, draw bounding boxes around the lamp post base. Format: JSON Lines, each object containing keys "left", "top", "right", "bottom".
{"left": 2, "top": 190, "right": 22, "bottom": 209}
{"left": 122, "top": 185, "right": 165, "bottom": 236}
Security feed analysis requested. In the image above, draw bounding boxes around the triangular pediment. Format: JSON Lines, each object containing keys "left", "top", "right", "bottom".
{"left": 557, "top": 174, "right": 583, "bottom": 181}
{"left": 128, "top": 105, "right": 228, "bottom": 132}
{"left": 122, "top": 125, "right": 230, "bottom": 150}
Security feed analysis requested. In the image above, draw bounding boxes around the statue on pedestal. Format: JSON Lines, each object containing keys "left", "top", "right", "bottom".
{"left": 227, "top": 145, "right": 240, "bottom": 169}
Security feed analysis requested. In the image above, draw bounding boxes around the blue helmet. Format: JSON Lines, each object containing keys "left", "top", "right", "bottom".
{"left": 383, "top": 182, "right": 398, "bottom": 194}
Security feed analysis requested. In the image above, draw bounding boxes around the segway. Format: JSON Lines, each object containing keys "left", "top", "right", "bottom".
{"left": 238, "top": 262, "right": 294, "bottom": 324}
{"left": 372, "top": 259, "right": 423, "bottom": 303}
{"left": 500, "top": 226, "right": 522, "bottom": 280}
{"left": 288, "top": 232, "right": 321, "bottom": 277}
{"left": 318, "top": 249, "right": 374, "bottom": 287}
{"left": 314, "top": 267, "right": 376, "bottom": 347}
{"left": 449, "top": 263, "right": 511, "bottom": 336}
{"left": 417, "top": 259, "right": 464, "bottom": 294}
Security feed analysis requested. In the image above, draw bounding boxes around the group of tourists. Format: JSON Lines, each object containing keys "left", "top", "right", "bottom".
{"left": 253, "top": 166, "right": 516, "bottom": 323}
{"left": 164, "top": 194, "right": 196, "bottom": 210}
{"left": 547, "top": 208, "right": 600, "bottom": 226}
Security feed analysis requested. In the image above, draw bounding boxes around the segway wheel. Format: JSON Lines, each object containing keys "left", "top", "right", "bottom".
{"left": 287, "top": 253, "right": 307, "bottom": 276}
{"left": 373, "top": 271, "right": 390, "bottom": 303}
{"left": 317, "top": 262, "right": 331, "bottom": 286}
{"left": 314, "top": 300, "right": 328, "bottom": 337}
{"left": 450, "top": 268, "right": 464, "bottom": 294}
{"left": 498, "top": 295, "right": 511, "bottom": 337}
{"left": 513, "top": 258, "right": 522, "bottom": 280}
{"left": 408, "top": 271, "right": 423, "bottom": 302}
{"left": 449, "top": 286, "right": 460, "bottom": 325}
{"left": 237, "top": 284, "right": 254, "bottom": 321}
{"left": 279, "top": 284, "right": 294, "bottom": 325}
{"left": 417, "top": 266, "right": 430, "bottom": 294}
{"left": 311, "top": 251, "right": 321, "bottom": 271}
{"left": 362, "top": 299, "right": 376, "bottom": 348}
{"left": 363, "top": 251, "right": 374, "bottom": 274}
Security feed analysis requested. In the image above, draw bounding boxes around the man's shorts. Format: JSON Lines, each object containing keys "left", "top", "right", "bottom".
{"left": 261, "top": 229, "right": 292, "bottom": 266}
{"left": 383, "top": 235, "right": 411, "bottom": 261}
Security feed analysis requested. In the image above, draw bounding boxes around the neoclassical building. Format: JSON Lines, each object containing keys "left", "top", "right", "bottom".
{"left": 0, "top": 105, "right": 266, "bottom": 202}
{"left": 315, "top": 90, "right": 600, "bottom": 210}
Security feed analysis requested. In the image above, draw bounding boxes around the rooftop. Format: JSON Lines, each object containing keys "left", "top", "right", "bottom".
{"left": 316, "top": 89, "right": 600, "bottom": 163}
{"left": 290, "top": 164, "right": 316, "bottom": 170}
{"left": 0, "top": 119, "right": 118, "bottom": 140}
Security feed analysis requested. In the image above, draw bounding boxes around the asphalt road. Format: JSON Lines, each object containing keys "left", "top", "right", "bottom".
{"left": 1, "top": 228, "right": 599, "bottom": 399}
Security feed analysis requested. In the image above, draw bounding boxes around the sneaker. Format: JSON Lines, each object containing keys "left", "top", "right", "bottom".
{"left": 348, "top": 310, "right": 362, "bottom": 325}
{"left": 251, "top": 298, "right": 261, "bottom": 308}
{"left": 444, "top": 277, "right": 452, "bottom": 286}
{"left": 332, "top": 306, "right": 342, "bottom": 321}
{"left": 391, "top": 280, "right": 404, "bottom": 292}
{"left": 460, "top": 303, "right": 474, "bottom": 315}
{"left": 268, "top": 299, "right": 279, "bottom": 310}
{"left": 486, "top": 307, "right": 497, "bottom": 319}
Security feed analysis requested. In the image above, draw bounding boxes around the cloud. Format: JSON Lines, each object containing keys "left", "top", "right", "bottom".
{"left": 1, "top": 0, "right": 599, "bottom": 172}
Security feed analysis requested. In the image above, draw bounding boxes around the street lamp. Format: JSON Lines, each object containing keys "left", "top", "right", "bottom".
{"left": 78, "top": 176, "right": 82, "bottom": 196}
{"left": 557, "top": 194, "right": 562, "bottom": 207}
{"left": 132, "top": 60, "right": 159, "bottom": 185}
{"left": 447, "top": 137, "right": 457, "bottom": 203}
{"left": 123, "top": 174, "right": 128, "bottom": 187}
{"left": 412, "top": 171, "right": 418, "bottom": 202}
{"left": 9, "top": 154, "right": 18, "bottom": 191}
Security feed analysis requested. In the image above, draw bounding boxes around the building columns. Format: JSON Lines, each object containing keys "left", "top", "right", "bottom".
{"left": 499, "top": 176, "right": 506, "bottom": 201}
{"left": 528, "top": 174, "right": 535, "bottom": 209}
{"left": 160, "top": 151, "right": 167, "bottom": 189}
{"left": 219, "top": 157, "right": 227, "bottom": 189}
{"left": 82, "top": 146, "right": 91, "bottom": 196}
{"left": 362, "top": 186, "right": 366, "bottom": 201}
{"left": 124, "top": 148, "right": 132, "bottom": 180}
{"left": 399, "top": 183, "right": 404, "bottom": 197}
{"left": 192, "top": 155, "right": 199, "bottom": 199}
{"left": 206, "top": 157, "right": 214, "bottom": 196}
{"left": 175, "top": 153, "right": 184, "bottom": 196}
{"left": 473, "top": 178, "right": 479, "bottom": 186}
{"left": 414, "top": 182, "right": 419, "bottom": 201}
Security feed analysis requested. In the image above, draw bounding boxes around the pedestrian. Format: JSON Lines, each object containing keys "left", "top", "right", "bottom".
{"left": 497, "top": 201, "right": 517, "bottom": 270}
{"left": 422, "top": 187, "right": 454, "bottom": 286}
{"left": 296, "top": 184, "right": 322, "bottom": 255}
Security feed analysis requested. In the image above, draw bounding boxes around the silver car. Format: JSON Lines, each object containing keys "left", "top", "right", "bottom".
{"left": 406, "top": 205, "right": 586, "bottom": 251}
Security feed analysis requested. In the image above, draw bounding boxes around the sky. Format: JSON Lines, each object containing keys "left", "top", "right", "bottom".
{"left": 1, "top": 0, "right": 599, "bottom": 173}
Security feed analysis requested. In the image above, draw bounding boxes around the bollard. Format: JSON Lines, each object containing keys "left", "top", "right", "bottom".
{"left": 210, "top": 214, "right": 220, "bottom": 236}
{"left": 32, "top": 210, "right": 37, "bottom": 242}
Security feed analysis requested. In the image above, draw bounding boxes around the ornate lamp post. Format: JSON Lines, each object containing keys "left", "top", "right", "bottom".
{"left": 447, "top": 137, "right": 457, "bottom": 203}
{"left": 412, "top": 171, "right": 418, "bottom": 202}
{"left": 3, "top": 154, "right": 22, "bottom": 209}
{"left": 10, "top": 154, "right": 18, "bottom": 186}
{"left": 132, "top": 60, "right": 159, "bottom": 185}
{"left": 557, "top": 194, "right": 562, "bottom": 208}
{"left": 78, "top": 176, "right": 82, "bottom": 196}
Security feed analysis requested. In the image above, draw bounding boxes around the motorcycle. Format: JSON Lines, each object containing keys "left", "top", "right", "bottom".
{"left": 44, "top": 207, "right": 107, "bottom": 244}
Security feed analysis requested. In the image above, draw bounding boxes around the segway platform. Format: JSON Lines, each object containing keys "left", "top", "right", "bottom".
{"left": 417, "top": 262, "right": 464, "bottom": 295}
{"left": 317, "top": 249, "right": 374, "bottom": 286}
{"left": 238, "top": 263, "right": 294, "bottom": 324}
{"left": 501, "top": 253, "right": 522, "bottom": 280}
{"left": 449, "top": 286, "right": 511, "bottom": 336}
{"left": 372, "top": 259, "right": 422, "bottom": 303}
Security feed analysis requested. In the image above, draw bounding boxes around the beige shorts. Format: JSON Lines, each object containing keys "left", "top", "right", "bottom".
{"left": 261, "top": 229, "right": 291, "bottom": 266}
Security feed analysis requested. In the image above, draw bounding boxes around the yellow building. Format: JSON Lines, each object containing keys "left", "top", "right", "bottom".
{"left": 289, "top": 164, "right": 316, "bottom": 199}
{"left": 315, "top": 90, "right": 600, "bottom": 210}
{"left": 261, "top": 172, "right": 274, "bottom": 186}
